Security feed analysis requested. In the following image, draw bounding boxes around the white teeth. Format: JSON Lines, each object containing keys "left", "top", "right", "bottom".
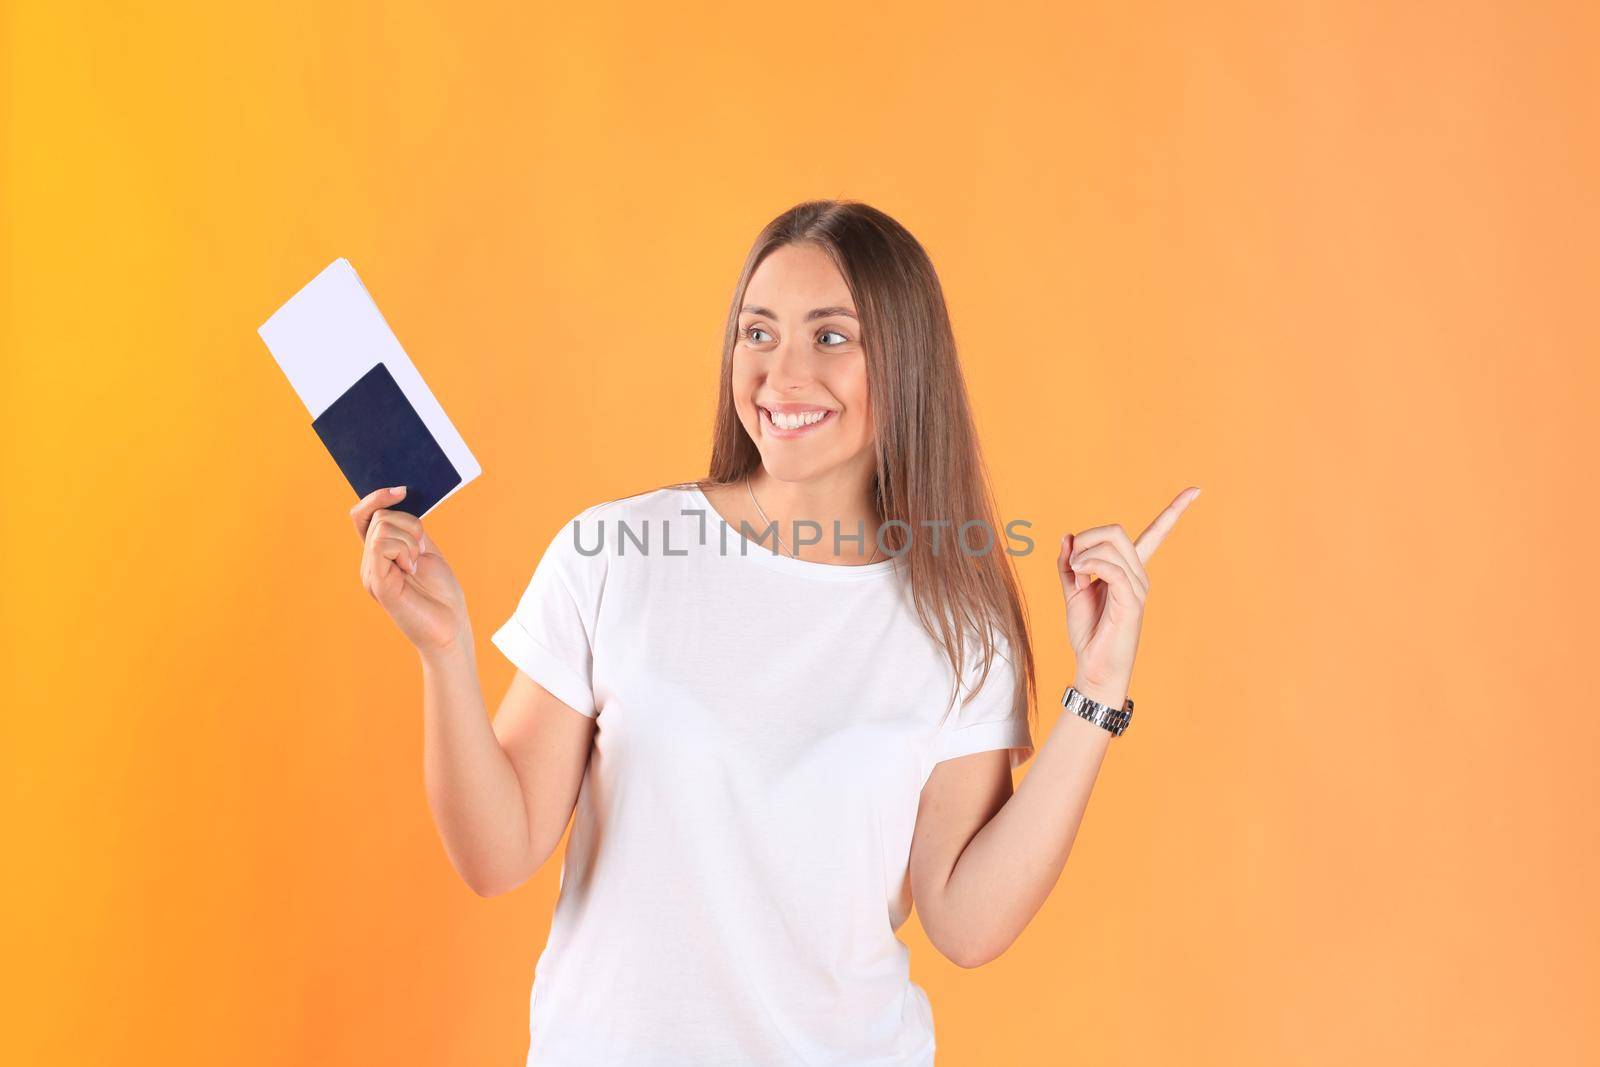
{"left": 768, "top": 409, "right": 828, "bottom": 430}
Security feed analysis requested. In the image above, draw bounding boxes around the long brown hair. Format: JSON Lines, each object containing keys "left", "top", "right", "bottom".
{"left": 686, "top": 198, "right": 1037, "bottom": 731}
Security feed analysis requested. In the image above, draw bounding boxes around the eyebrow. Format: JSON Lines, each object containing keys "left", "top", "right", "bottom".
{"left": 739, "top": 304, "right": 858, "bottom": 322}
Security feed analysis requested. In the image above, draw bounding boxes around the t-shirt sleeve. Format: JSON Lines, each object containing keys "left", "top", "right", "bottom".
{"left": 489, "top": 506, "right": 607, "bottom": 718}
{"left": 934, "top": 631, "right": 1035, "bottom": 771}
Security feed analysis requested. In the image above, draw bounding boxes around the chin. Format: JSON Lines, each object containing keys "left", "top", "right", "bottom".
{"left": 755, "top": 451, "right": 836, "bottom": 483}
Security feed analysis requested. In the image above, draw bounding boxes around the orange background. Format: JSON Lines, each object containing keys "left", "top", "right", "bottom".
{"left": 4, "top": 1, "right": 1596, "bottom": 1063}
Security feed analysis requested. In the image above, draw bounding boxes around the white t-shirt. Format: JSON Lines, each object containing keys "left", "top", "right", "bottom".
{"left": 489, "top": 483, "right": 1035, "bottom": 1066}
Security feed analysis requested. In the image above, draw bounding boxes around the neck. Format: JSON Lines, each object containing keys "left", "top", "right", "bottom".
{"left": 747, "top": 463, "right": 882, "bottom": 565}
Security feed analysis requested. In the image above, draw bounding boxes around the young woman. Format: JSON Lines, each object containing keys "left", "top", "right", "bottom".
{"left": 351, "top": 199, "right": 1198, "bottom": 1065}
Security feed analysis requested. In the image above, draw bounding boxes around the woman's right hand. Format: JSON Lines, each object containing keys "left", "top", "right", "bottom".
{"left": 352, "top": 486, "right": 469, "bottom": 654}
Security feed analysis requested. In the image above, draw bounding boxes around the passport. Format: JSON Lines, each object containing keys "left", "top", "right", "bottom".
{"left": 310, "top": 361, "right": 462, "bottom": 518}
{"left": 258, "top": 258, "right": 481, "bottom": 518}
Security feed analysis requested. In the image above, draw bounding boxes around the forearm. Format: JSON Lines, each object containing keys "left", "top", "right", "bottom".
{"left": 418, "top": 624, "right": 534, "bottom": 896}
{"left": 938, "top": 682, "right": 1121, "bottom": 965}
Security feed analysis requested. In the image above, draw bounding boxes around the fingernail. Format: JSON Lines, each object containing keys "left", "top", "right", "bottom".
{"left": 390, "top": 486, "right": 406, "bottom": 495}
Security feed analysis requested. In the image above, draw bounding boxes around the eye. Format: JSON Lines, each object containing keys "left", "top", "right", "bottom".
{"left": 743, "top": 324, "right": 772, "bottom": 344}
{"left": 819, "top": 329, "right": 850, "bottom": 347}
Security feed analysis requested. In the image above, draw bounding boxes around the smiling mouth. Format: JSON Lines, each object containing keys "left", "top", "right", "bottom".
{"left": 758, "top": 406, "right": 837, "bottom": 437}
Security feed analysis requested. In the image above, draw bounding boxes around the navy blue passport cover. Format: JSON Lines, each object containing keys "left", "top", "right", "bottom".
{"left": 311, "top": 361, "right": 461, "bottom": 518}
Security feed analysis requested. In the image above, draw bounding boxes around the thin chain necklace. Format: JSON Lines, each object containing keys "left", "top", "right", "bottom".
{"left": 745, "top": 474, "right": 884, "bottom": 566}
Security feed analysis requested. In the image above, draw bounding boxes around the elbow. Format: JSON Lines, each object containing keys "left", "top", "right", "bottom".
{"left": 927, "top": 913, "right": 993, "bottom": 969}
{"left": 461, "top": 858, "right": 534, "bottom": 899}
{"left": 946, "top": 944, "right": 993, "bottom": 970}
{"left": 934, "top": 932, "right": 987, "bottom": 969}
{"left": 464, "top": 844, "right": 554, "bottom": 898}
{"left": 468, "top": 877, "right": 508, "bottom": 899}
{"left": 940, "top": 930, "right": 1013, "bottom": 969}
{"left": 466, "top": 870, "right": 524, "bottom": 898}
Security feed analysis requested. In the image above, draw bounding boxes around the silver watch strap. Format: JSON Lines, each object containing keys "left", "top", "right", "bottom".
{"left": 1062, "top": 686, "right": 1134, "bottom": 736}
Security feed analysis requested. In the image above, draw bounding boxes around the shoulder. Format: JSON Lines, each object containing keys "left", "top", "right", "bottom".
{"left": 946, "top": 623, "right": 1026, "bottom": 725}
{"left": 938, "top": 623, "right": 1035, "bottom": 764}
{"left": 958, "top": 623, "right": 1018, "bottom": 687}
{"left": 564, "top": 480, "right": 701, "bottom": 526}
{"left": 532, "top": 480, "right": 702, "bottom": 572}
{"left": 503, "top": 482, "right": 703, "bottom": 631}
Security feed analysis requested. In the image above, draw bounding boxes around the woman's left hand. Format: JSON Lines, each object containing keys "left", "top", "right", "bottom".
{"left": 1058, "top": 486, "right": 1202, "bottom": 708}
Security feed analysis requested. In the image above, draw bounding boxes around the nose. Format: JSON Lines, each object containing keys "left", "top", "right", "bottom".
{"left": 767, "top": 335, "right": 814, "bottom": 392}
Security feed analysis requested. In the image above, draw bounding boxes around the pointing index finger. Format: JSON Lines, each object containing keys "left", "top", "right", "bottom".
{"left": 1134, "top": 486, "right": 1201, "bottom": 564}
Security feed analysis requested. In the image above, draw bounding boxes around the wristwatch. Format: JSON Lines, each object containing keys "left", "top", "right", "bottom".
{"left": 1062, "top": 686, "right": 1134, "bottom": 736}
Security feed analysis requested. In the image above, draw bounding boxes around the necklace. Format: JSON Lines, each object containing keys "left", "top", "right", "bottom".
{"left": 745, "top": 474, "right": 884, "bottom": 566}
